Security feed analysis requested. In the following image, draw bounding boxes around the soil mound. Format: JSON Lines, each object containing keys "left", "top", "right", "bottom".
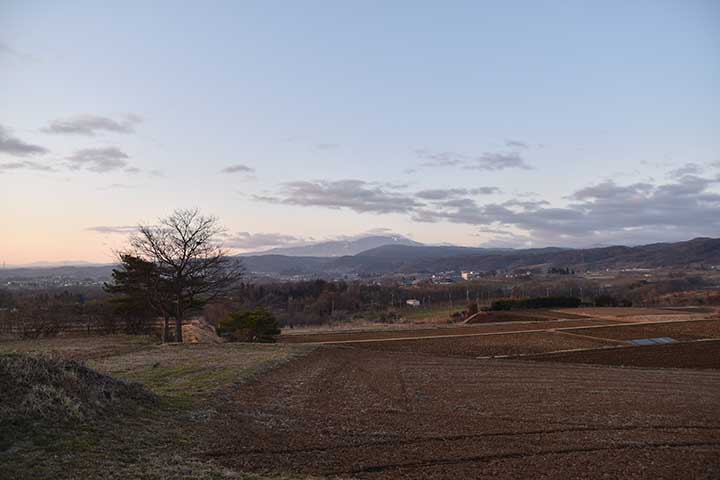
{"left": 0, "top": 353, "right": 156, "bottom": 423}
{"left": 182, "top": 318, "right": 224, "bottom": 344}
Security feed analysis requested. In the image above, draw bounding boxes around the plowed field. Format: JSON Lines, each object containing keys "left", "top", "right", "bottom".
{"left": 201, "top": 347, "right": 720, "bottom": 479}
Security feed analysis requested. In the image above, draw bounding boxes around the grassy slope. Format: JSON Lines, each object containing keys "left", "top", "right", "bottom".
{"left": 0, "top": 336, "right": 315, "bottom": 480}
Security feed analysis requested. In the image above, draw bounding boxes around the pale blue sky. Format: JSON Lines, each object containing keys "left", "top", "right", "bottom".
{"left": 1, "top": 1, "right": 719, "bottom": 263}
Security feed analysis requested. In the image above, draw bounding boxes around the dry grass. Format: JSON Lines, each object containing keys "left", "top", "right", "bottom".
{"left": 0, "top": 354, "right": 155, "bottom": 423}
{"left": 0, "top": 335, "right": 155, "bottom": 361}
{"left": 91, "top": 342, "right": 312, "bottom": 403}
{"left": 0, "top": 335, "right": 315, "bottom": 480}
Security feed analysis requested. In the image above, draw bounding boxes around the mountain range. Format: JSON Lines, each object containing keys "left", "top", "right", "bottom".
{"left": 241, "top": 236, "right": 720, "bottom": 276}
{"left": 241, "top": 235, "right": 423, "bottom": 257}
{"left": 2, "top": 236, "right": 719, "bottom": 282}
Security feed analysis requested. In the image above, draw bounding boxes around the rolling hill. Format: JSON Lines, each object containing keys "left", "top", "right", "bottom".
{"left": 2, "top": 237, "right": 718, "bottom": 282}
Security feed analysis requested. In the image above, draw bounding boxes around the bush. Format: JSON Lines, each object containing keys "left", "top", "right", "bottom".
{"left": 217, "top": 308, "right": 281, "bottom": 343}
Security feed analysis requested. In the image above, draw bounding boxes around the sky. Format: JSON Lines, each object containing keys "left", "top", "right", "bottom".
{"left": 1, "top": 0, "right": 719, "bottom": 265}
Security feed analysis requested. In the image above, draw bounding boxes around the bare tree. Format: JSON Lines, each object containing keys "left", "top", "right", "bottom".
{"left": 126, "top": 209, "right": 243, "bottom": 342}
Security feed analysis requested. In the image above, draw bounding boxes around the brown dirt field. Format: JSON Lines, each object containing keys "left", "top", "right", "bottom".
{"left": 526, "top": 340, "right": 720, "bottom": 370}
{"left": 199, "top": 347, "right": 720, "bottom": 479}
{"left": 564, "top": 318, "right": 720, "bottom": 342}
{"left": 466, "top": 309, "right": 589, "bottom": 323}
{"left": 344, "top": 331, "right": 617, "bottom": 357}
{"left": 562, "top": 307, "right": 680, "bottom": 318}
{"left": 279, "top": 319, "right": 616, "bottom": 344}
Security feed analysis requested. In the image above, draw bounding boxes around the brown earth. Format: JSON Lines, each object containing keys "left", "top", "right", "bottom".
{"left": 279, "top": 318, "right": 617, "bottom": 344}
{"left": 200, "top": 347, "right": 720, "bottom": 479}
{"left": 344, "top": 331, "right": 617, "bottom": 357}
{"left": 526, "top": 340, "right": 720, "bottom": 370}
{"left": 563, "top": 318, "right": 720, "bottom": 342}
{"left": 562, "top": 307, "right": 680, "bottom": 317}
{"left": 466, "top": 309, "right": 589, "bottom": 323}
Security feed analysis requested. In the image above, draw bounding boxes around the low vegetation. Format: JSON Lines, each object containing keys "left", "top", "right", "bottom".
{"left": 0, "top": 336, "right": 313, "bottom": 479}
{"left": 217, "top": 308, "right": 281, "bottom": 343}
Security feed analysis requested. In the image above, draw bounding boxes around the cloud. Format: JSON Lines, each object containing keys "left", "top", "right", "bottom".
{"left": 220, "top": 164, "right": 255, "bottom": 174}
{"left": 314, "top": 143, "right": 340, "bottom": 150}
{"left": 86, "top": 225, "right": 138, "bottom": 234}
{"left": 415, "top": 175, "right": 720, "bottom": 246}
{"left": 465, "top": 152, "right": 532, "bottom": 171}
{"left": 98, "top": 183, "right": 138, "bottom": 191}
{"left": 0, "top": 160, "right": 54, "bottom": 173}
{"left": 255, "top": 179, "right": 424, "bottom": 214}
{"left": 223, "top": 232, "right": 306, "bottom": 250}
{"left": 415, "top": 149, "right": 465, "bottom": 167}
{"left": 505, "top": 139, "right": 529, "bottom": 149}
{"left": 0, "top": 40, "right": 36, "bottom": 62}
{"left": 0, "top": 125, "right": 49, "bottom": 157}
{"left": 668, "top": 162, "right": 703, "bottom": 177}
{"left": 415, "top": 187, "right": 500, "bottom": 200}
{"left": 67, "top": 147, "right": 130, "bottom": 173}
{"left": 415, "top": 148, "right": 532, "bottom": 171}
{"left": 43, "top": 114, "right": 142, "bottom": 136}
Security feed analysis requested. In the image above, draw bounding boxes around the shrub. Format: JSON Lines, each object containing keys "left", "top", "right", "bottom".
{"left": 217, "top": 308, "right": 281, "bottom": 343}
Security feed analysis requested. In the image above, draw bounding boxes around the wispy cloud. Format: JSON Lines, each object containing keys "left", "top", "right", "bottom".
{"left": 314, "top": 143, "right": 340, "bottom": 151}
{"left": 415, "top": 149, "right": 464, "bottom": 167}
{"left": 505, "top": 139, "right": 529, "bottom": 149}
{"left": 415, "top": 148, "right": 532, "bottom": 171}
{"left": 465, "top": 152, "right": 532, "bottom": 171}
{"left": 43, "top": 114, "right": 142, "bottom": 136}
{"left": 222, "top": 232, "right": 307, "bottom": 249}
{"left": 0, "top": 125, "right": 49, "bottom": 157}
{"left": 0, "top": 160, "right": 54, "bottom": 174}
{"left": 86, "top": 225, "right": 138, "bottom": 234}
{"left": 0, "top": 40, "right": 36, "bottom": 62}
{"left": 413, "top": 175, "right": 720, "bottom": 246}
{"left": 220, "top": 164, "right": 255, "bottom": 174}
{"left": 255, "top": 179, "right": 424, "bottom": 214}
{"left": 67, "top": 147, "right": 130, "bottom": 173}
{"left": 256, "top": 171, "right": 720, "bottom": 247}
{"left": 667, "top": 162, "right": 703, "bottom": 177}
{"left": 416, "top": 187, "right": 499, "bottom": 200}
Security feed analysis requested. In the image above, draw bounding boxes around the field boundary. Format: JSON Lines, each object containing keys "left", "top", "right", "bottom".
{"left": 487, "top": 338, "right": 720, "bottom": 361}
{"left": 304, "top": 317, "right": 717, "bottom": 345}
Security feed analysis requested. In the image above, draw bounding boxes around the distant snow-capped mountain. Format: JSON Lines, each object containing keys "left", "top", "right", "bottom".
{"left": 242, "top": 235, "right": 423, "bottom": 257}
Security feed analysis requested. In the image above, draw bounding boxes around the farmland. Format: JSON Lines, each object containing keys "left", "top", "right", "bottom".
{"left": 2, "top": 306, "right": 719, "bottom": 479}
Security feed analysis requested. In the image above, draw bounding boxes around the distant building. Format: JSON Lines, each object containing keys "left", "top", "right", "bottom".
{"left": 406, "top": 299, "right": 421, "bottom": 307}
{"left": 461, "top": 271, "right": 478, "bottom": 281}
